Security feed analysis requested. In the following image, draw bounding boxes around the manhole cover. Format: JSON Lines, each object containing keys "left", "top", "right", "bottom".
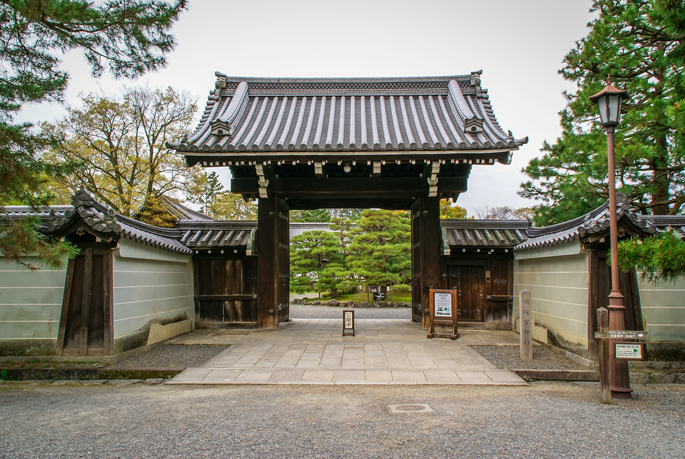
{"left": 387, "top": 404, "right": 433, "bottom": 414}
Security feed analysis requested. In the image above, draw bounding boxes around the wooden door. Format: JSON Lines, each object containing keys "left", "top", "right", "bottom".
{"left": 447, "top": 265, "right": 485, "bottom": 322}
{"left": 587, "top": 250, "right": 643, "bottom": 356}
{"left": 57, "top": 247, "right": 113, "bottom": 356}
{"left": 194, "top": 257, "right": 256, "bottom": 325}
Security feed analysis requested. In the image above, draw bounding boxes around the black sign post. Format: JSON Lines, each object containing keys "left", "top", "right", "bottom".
{"left": 342, "top": 310, "right": 355, "bottom": 337}
{"left": 427, "top": 289, "right": 458, "bottom": 340}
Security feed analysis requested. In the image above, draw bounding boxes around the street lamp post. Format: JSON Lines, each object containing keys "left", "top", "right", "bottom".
{"left": 590, "top": 79, "right": 632, "bottom": 398}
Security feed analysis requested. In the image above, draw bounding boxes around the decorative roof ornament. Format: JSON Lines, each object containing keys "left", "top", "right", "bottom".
{"left": 463, "top": 117, "right": 484, "bottom": 134}
{"left": 210, "top": 81, "right": 250, "bottom": 138}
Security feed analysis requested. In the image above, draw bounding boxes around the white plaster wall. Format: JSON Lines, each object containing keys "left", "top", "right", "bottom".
{"left": 112, "top": 239, "right": 194, "bottom": 345}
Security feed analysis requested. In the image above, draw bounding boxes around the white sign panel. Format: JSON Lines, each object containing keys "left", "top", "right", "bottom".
{"left": 434, "top": 292, "right": 452, "bottom": 317}
{"left": 616, "top": 343, "right": 642, "bottom": 359}
{"left": 344, "top": 311, "right": 353, "bottom": 329}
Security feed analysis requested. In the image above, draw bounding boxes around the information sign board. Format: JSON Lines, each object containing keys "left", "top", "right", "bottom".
{"left": 427, "top": 289, "right": 458, "bottom": 340}
{"left": 434, "top": 292, "right": 452, "bottom": 317}
{"left": 616, "top": 343, "right": 642, "bottom": 359}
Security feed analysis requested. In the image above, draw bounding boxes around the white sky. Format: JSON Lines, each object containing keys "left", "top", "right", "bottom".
{"left": 19, "top": 0, "right": 595, "bottom": 217}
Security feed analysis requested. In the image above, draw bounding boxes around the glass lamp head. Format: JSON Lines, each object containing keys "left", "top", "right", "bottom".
{"left": 590, "top": 83, "right": 628, "bottom": 127}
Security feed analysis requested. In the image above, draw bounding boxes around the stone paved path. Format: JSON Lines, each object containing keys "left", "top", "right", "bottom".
{"left": 167, "top": 319, "right": 526, "bottom": 386}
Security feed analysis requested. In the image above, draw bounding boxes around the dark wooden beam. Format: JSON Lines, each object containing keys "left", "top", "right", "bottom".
{"left": 256, "top": 194, "right": 289, "bottom": 329}
{"left": 231, "top": 177, "right": 468, "bottom": 199}
{"left": 55, "top": 258, "right": 75, "bottom": 355}
{"left": 417, "top": 196, "right": 441, "bottom": 329}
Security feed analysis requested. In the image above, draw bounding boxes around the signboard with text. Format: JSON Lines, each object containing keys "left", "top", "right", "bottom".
{"left": 342, "top": 310, "right": 355, "bottom": 337}
{"left": 428, "top": 289, "right": 458, "bottom": 340}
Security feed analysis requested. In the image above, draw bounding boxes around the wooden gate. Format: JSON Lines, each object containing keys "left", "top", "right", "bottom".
{"left": 56, "top": 247, "right": 113, "bottom": 356}
{"left": 194, "top": 256, "right": 257, "bottom": 326}
{"left": 447, "top": 265, "right": 485, "bottom": 322}
{"left": 587, "top": 250, "right": 643, "bottom": 355}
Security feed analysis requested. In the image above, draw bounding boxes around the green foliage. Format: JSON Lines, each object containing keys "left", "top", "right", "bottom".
{"left": 0, "top": 0, "right": 185, "bottom": 265}
{"left": 187, "top": 171, "right": 224, "bottom": 215}
{"left": 45, "top": 86, "right": 198, "bottom": 216}
{"left": 293, "top": 209, "right": 331, "bottom": 222}
{"left": 346, "top": 209, "right": 411, "bottom": 289}
{"left": 520, "top": 0, "right": 685, "bottom": 225}
{"left": 136, "top": 196, "right": 176, "bottom": 228}
{"left": 290, "top": 230, "right": 346, "bottom": 297}
{"left": 1, "top": 0, "right": 187, "bottom": 206}
{"left": 616, "top": 231, "right": 685, "bottom": 283}
{"left": 0, "top": 216, "right": 78, "bottom": 270}
{"left": 185, "top": 171, "right": 257, "bottom": 220}
{"left": 440, "top": 200, "right": 467, "bottom": 219}
{"left": 209, "top": 193, "right": 257, "bottom": 220}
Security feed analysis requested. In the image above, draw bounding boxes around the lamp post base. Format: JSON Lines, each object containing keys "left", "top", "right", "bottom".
{"left": 609, "top": 289, "right": 632, "bottom": 398}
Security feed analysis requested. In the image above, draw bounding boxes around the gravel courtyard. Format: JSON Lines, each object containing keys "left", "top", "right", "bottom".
{"left": 0, "top": 382, "right": 682, "bottom": 458}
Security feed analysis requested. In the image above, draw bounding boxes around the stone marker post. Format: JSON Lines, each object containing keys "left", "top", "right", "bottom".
{"left": 519, "top": 289, "right": 533, "bottom": 360}
{"left": 597, "top": 307, "right": 611, "bottom": 404}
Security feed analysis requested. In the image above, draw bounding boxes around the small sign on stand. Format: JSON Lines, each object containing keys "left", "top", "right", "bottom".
{"left": 427, "top": 289, "right": 459, "bottom": 340}
{"left": 342, "top": 310, "right": 355, "bottom": 337}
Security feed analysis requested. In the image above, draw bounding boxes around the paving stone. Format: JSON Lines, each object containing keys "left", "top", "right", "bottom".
{"left": 484, "top": 370, "right": 526, "bottom": 383}
{"left": 424, "top": 370, "right": 461, "bottom": 384}
{"left": 333, "top": 371, "right": 365, "bottom": 383}
{"left": 236, "top": 370, "right": 274, "bottom": 382}
{"left": 302, "top": 370, "right": 333, "bottom": 382}
{"left": 365, "top": 371, "right": 393, "bottom": 383}
{"left": 456, "top": 371, "right": 496, "bottom": 384}
{"left": 391, "top": 371, "right": 428, "bottom": 384}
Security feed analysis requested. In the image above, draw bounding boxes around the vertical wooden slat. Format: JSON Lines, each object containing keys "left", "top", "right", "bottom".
{"left": 80, "top": 248, "right": 93, "bottom": 356}
{"left": 55, "top": 258, "right": 76, "bottom": 355}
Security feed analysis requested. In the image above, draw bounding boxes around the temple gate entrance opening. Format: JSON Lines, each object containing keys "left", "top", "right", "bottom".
{"left": 169, "top": 72, "right": 527, "bottom": 329}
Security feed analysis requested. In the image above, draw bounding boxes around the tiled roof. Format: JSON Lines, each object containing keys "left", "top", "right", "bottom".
{"left": 640, "top": 215, "right": 685, "bottom": 237}
{"left": 441, "top": 219, "right": 529, "bottom": 248}
{"left": 169, "top": 72, "right": 527, "bottom": 155}
{"left": 514, "top": 193, "right": 657, "bottom": 252}
{"left": 178, "top": 221, "right": 257, "bottom": 248}
{"left": 32, "top": 191, "right": 193, "bottom": 255}
{"left": 1, "top": 205, "right": 73, "bottom": 223}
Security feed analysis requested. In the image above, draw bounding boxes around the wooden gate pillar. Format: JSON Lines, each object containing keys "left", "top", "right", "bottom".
{"left": 411, "top": 195, "right": 441, "bottom": 329}
{"left": 256, "top": 193, "right": 289, "bottom": 329}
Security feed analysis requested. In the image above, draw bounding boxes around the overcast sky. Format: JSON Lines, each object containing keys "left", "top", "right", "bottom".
{"left": 20, "top": 0, "right": 596, "bottom": 216}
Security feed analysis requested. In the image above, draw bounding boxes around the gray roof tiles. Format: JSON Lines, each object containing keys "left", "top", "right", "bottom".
{"left": 441, "top": 219, "right": 530, "bottom": 248}
{"left": 169, "top": 73, "right": 527, "bottom": 155}
{"left": 515, "top": 193, "right": 658, "bottom": 252}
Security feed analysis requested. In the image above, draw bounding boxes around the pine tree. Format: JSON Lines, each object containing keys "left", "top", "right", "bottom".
{"left": 1, "top": 0, "right": 187, "bottom": 266}
{"left": 346, "top": 210, "right": 411, "bottom": 291}
{"left": 520, "top": 0, "right": 685, "bottom": 225}
{"left": 290, "top": 231, "right": 344, "bottom": 297}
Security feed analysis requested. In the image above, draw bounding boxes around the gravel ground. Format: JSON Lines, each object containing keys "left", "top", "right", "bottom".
{"left": 473, "top": 345, "right": 590, "bottom": 371}
{"left": 0, "top": 382, "right": 682, "bottom": 458}
{"left": 111, "top": 345, "right": 229, "bottom": 370}
{"left": 290, "top": 304, "right": 412, "bottom": 319}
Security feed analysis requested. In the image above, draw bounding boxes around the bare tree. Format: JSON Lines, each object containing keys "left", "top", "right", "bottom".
{"left": 45, "top": 86, "right": 198, "bottom": 216}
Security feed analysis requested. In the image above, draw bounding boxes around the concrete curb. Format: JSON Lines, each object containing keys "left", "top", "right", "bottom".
{"left": 514, "top": 369, "right": 599, "bottom": 381}
{"left": 0, "top": 368, "right": 181, "bottom": 381}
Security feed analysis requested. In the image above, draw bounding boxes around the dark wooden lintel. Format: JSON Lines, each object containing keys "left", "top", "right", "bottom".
{"left": 185, "top": 151, "right": 512, "bottom": 168}
{"left": 231, "top": 177, "right": 468, "bottom": 198}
